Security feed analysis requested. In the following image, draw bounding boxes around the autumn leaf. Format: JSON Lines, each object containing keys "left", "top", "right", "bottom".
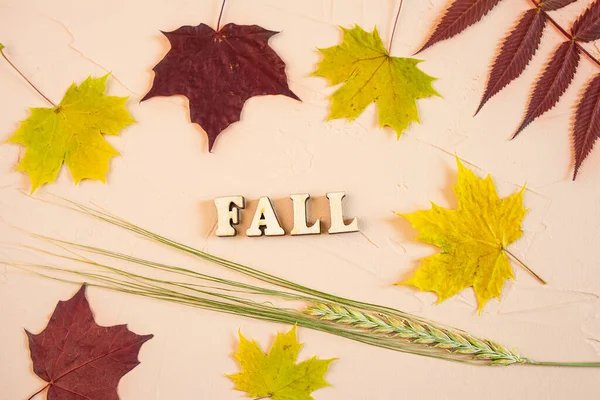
{"left": 513, "top": 40, "right": 580, "bottom": 138}
{"left": 312, "top": 25, "right": 439, "bottom": 138}
{"left": 142, "top": 23, "right": 299, "bottom": 151}
{"left": 398, "top": 158, "right": 529, "bottom": 313}
{"left": 571, "top": 0, "right": 600, "bottom": 42}
{"left": 418, "top": 0, "right": 504, "bottom": 53}
{"left": 8, "top": 75, "right": 134, "bottom": 193}
{"left": 573, "top": 73, "right": 600, "bottom": 179}
{"left": 26, "top": 285, "right": 153, "bottom": 399}
{"left": 421, "top": 0, "right": 600, "bottom": 178}
{"left": 228, "top": 326, "right": 335, "bottom": 400}
{"left": 476, "top": 8, "right": 546, "bottom": 114}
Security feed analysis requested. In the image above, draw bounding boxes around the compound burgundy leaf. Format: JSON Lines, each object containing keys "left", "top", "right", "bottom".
{"left": 513, "top": 40, "right": 580, "bottom": 138}
{"left": 142, "top": 23, "right": 299, "bottom": 151}
{"left": 418, "top": 0, "right": 504, "bottom": 53}
{"left": 573, "top": 74, "right": 600, "bottom": 179}
{"left": 26, "top": 285, "right": 153, "bottom": 400}
{"left": 476, "top": 9, "right": 546, "bottom": 114}
{"left": 571, "top": 0, "right": 600, "bottom": 42}
{"left": 540, "top": 0, "right": 578, "bottom": 11}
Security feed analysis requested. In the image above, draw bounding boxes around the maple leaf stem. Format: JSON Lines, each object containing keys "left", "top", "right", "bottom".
{"left": 504, "top": 248, "right": 547, "bottom": 285}
{"left": 528, "top": 0, "right": 600, "bottom": 69}
{"left": 27, "top": 384, "right": 49, "bottom": 400}
{"left": 217, "top": 0, "right": 227, "bottom": 31}
{"left": 0, "top": 47, "right": 57, "bottom": 107}
{"left": 388, "top": 0, "right": 404, "bottom": 53}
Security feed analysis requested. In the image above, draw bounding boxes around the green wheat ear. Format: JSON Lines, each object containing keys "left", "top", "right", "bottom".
{"left": 305, "top": 303, "right": 527, "bottom": 366}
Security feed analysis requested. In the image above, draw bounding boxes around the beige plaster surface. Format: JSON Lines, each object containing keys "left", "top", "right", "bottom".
{"left": 1, "top": 0, "right": 600, "bottom": 399}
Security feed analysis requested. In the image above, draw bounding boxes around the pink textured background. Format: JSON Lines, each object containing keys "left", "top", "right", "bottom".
{"left": 1, "top": 0, "right": 599, "bottom": 398}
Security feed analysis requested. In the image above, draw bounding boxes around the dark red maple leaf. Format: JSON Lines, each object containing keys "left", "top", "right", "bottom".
{"left": 142, "top": 23, "right": 299, "bottom": 151}
{"left": 572, "top": 0, "right": 600, "bottom": 42}
{"left": 418, "top": 0, "right": 504, "bottom": 53}
{"left": 513, "top": 40, "right": 580, "bottom": 138}
{"left": 476, "top": 8, "right": 546, "bottom": 114}
{"left": 573, "top": 73, "right": 600, "bottom": 179}
{"left": 26, "top": 285, "right": 153, "bottom": 400}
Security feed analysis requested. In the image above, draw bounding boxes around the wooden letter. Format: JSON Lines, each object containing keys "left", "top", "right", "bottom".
{"left": 214, "top": 196, "right": 245, "bottom": 237}
{"left": 327, "top": 192, "right": 358, "bottom": 234}
{"left": 246, "top": 197, "right": 285, "bottom": 237}
{"left": 290, "top": 193, "right": 320, "bottom": 236}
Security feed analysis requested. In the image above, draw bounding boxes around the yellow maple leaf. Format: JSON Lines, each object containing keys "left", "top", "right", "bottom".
{"left": 228, "top": 326, "right": 335, "bottom": 400}
{"left": 312, "top": 25, "right": 440, "bottom": 138}
{"left": 398, "top": 158, "right": 528, "bottom": 313}
{"left": 8, "top": 75, "right": 134, "bottom": 192}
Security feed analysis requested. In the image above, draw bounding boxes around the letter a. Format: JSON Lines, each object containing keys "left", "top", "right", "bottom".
{"left": 246, "top": 197, "right": 285, "bottom": 237}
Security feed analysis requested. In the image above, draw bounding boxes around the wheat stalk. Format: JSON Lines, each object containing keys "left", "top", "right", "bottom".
{"left": 305, "top": 303, "right": 527, "bottom": 366}
{"left": 8, "top": 198, "right": 600, "bottom": 368}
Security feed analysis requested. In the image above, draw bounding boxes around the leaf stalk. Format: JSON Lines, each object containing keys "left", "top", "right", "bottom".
{"left": 27, "top": 384, "right": 49, "bottom": 400}
{"left": 504, "top": 247, "right": 547, "bottom": 285}
{"left": 0, "top": 46, "right": 56, "bottom": 107}
{"left": 217, "top": 0, "right": 227, "bottom": 31}
{"left": 388, "top": 0, "right": 404, "bottom": 53}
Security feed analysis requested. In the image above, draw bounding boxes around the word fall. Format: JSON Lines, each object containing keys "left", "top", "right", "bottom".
{"left": 214, "top": 192, "right": 359, "bottom": 237}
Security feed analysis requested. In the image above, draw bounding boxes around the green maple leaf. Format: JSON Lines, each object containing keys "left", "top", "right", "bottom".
{"left": 8, "top": 74, "right": 134, "bottom": 192}
{"left": 312, "top": 25, "right": 440, "bottom": 138}
{"left": 228, "top": 326, "right": 335, "bottom": 400}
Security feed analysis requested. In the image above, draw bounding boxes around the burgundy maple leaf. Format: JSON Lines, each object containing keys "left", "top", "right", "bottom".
{"left": 26, "top": 285, "right": 153, "bottom": 400}
{"left": 513, "top": 40, "right": 580, "bottom": 138}
{"left": 476, "top": 8, "right": 546, "bottom": 114}
{"left": 142, "top": 23, "right": 299, "bottom": 151}
{"left": 418, "top": 0, "right": 505, "bottom": 53}
{"left": 571, "top": 0, "right": 600, "bottom": 42}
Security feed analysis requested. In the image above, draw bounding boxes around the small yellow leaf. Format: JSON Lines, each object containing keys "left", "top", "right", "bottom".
{"left": 398, "top": 158, "right": 527, "bottom": 313}
{"left": 8, "top": 74, "right": 135, "bottom": 192}
{"left": 312, "top": 25, "right": 440, "bottom": 138}
{"left": 228, "top": 326, "right": 335, "bottom": 400}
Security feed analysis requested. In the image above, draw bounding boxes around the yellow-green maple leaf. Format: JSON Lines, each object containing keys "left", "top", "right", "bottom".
{"left": 8, "top": 74, "right": 134, "bottom": 192}
{"left": 228, "top": 326, "right": 335, "bottom": 400}
{"left": 398, "top": 158, "right": 527, "bottom": 313}
{"left": 312, "top": 25, "right": 440, "bottom": 138}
